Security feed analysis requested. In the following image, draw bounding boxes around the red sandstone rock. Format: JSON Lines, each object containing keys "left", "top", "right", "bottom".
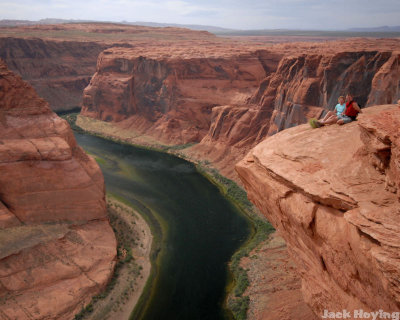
{"left": 236, "top": 104, "right": 400, "bottom": 318}
{"left": 81, "top": 47, "right": 268, "bottom": 145}
{"left": 190, "top": 48, "right": 400, "bottom": 181}
{"left": 77, "top": 37, "right": 400, "bottom": 182}
{"left": 0, "top": 37, "right": 108, "bottom": 112}
{"left": 0, "top": 23, "right": 227, "bottom": 112}
{"left": 0, "top": 59, "right": 117, "bottom": 319}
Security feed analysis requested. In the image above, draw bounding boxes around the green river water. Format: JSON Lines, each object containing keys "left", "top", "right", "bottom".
{"left": 74, "top": 132, "right": 252, "bottom": 320}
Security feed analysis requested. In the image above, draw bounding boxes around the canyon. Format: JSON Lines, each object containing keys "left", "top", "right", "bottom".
{"left": 1, "top": 23, "right": 400, "bottom": 319}
{"left": 76, "top": 35, "right": 400, "bottom": 319}
{"left": 0, "top": 23, "right": 217, "bottom": 112}
{"left": 79, "top": 37, "right": 400, "bottom": 180}
{"left": 0, "top": 36, "right": 107, "bottom": 112}
{"left": 0, "top": 59, "right": 116, "bottom": 319}
{"left": 1, "top": 24, "right": 399, "bottom": 180}
{"left": 236, "top": 104, "right": 400, "bottom": 316}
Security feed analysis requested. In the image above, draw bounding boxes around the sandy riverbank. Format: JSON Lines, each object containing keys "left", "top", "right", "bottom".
{"left": 78, "top": 196, "right": 153, "bottom": 320}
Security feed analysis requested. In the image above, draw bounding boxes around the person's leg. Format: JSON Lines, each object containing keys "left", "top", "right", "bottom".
{"left": 321, "top": 111, "right": 335, "bottom": 122}
{"left": 337, "top": 115, "right": 352, "bottom": 125}
{"left": 320, "top": 115, "right": 338, "bottom": 125}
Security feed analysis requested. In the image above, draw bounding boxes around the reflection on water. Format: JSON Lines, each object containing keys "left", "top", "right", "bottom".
{"left": 74, "top": 133, "right": 252, "bottom": 320}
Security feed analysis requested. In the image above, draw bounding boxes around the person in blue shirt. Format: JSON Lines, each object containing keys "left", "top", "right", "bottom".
{"left": 310, "top": 96, "right": 346, "bottom": 127}
{"left": 319, "top": 96, "right": 346, "bottom": 124}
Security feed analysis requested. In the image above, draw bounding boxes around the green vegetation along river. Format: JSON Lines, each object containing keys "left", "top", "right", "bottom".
{"left": 74, "top": 132, "right": 252, "bottom": 320}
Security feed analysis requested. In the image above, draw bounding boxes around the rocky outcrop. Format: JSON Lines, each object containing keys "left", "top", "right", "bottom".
{"left": 236, "top": 104, "right": 400, "bottom": 317}
{"left": 0, "top": 59, "right": 117, "bottom": 319}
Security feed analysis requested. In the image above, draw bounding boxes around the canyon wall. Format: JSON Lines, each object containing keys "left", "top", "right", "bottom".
{"left": 0, "top": 37, "right": 108, "bottom": 112}
{"left": 236, "top": 104, "right": 400, "bottom": 317}
{"left": 0, "top": 59, "right": 117, "bottom": 319}
{"left": 0, "top": 23, "right": 222, "bottom": 113}
{"left": 79, "top": 40, "right": 399, "bottom": 179}
{"left": 81, "top": 47, "right": 274, "bottom": 144}
{"left": 188, "top": 47, "right": 400, "bottom": 178}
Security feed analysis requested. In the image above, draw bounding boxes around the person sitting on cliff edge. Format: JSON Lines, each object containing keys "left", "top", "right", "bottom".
{"left": 315, "top": 96, "right": 346, "bottom": 125}
{"left": 310, "top": 93, "right": 361, "bottom": 127}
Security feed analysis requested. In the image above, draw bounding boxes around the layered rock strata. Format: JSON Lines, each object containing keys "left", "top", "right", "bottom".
{"left": 236, "top": 104, "right": 400, "bottom": 317}
{"left": 81, "top": 47, "right": 272, "bottom": 144}
{"left": 0, "top": 37, "right": 108, "bottom": 112}
{"left": 0, "top": 23, "right": 224, "bottom": 112}
{"left": 79, "top": 39, "right": 400, "bottom": 180}
{"left": 189, "top": 47, "right": 400, "bottom": 179}
{"left": 0, "top": 59, "right": 117, "bottom": 319}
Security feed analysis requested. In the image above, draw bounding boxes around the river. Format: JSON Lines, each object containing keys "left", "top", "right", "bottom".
{"left": 74, "top": 132, "right": 252, "bottom": 320}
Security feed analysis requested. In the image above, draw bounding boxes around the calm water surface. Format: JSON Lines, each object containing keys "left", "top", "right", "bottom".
{"left": 74, "top": 133, "right": 252, "bottom": 320}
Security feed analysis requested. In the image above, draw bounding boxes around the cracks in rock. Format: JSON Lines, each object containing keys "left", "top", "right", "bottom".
{"left": 0, "top": 198, "right": 23, "bottom": 225}
{"left": 26, "top": 139, "right": 43, "bottom": 160}
{"left": 275, "top": 151, "right": 319, "bottom": 163}
{"left": 309, "top": 205, "right": 318, "bottom": 238}
{"left": 357, "top": 228, "right": 381, "bottom": 246}
{"left": 320, "top": 255, "right": 327, "bottom": 271}
{"left": 0, "top": 309, "right": 12, "bottom": 320}
{"left": 253, "top": 155, "right": 357, "bottom": 212}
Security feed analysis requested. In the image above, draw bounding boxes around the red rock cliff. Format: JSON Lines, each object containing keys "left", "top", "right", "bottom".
{"left": 189, "top": 42, "right": 399, "bottom": 179}
{"left": 81, "top": 46, "right": 271, "bottom": 144}
{"left": 79, "top": 39, "right": 399, "bottom": 180}
{"left": 0, "top": 59, "right": 117, "bottom": 319}
{"left": 0, "top": 37, "right": 108, "bottom": 112}
{"left": 0, "top": 23, "right": 222, "bottom": 112}
{"left": 236, "top": 104, "right": 400, "bottom": 317}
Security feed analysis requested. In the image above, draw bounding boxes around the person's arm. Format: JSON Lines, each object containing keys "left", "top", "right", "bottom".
{"left": 353, "top": 102, "right": 361, "bottom": 113}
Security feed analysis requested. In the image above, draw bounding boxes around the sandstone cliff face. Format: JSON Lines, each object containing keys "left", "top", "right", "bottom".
{"left": 0, "top": 37, "right": 108, "bottom": 112}
{"left": 78, "top": 39, "right": 399, "bottom": 181}
{"left": 81, "top": 47, "right": 270, "bottom": 144}
{"left": 189, "top": 48, "right": 399, "bottom": 179}
{"left": 236, "top": 104, "right": 400, "bottom": 317}
{"left": 0, "top": 60, "right": 117, "bottom": 319}
{"left": 0, "top": 23, "right": 223, "bottom": 113}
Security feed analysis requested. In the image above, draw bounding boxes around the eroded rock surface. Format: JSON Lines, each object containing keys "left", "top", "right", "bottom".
{"left": 0, "top": 37, "right": 108, "bottom": 112}
{"left": 81, "top": 46, "right": 271, "bottom": 145}
{"left": 79, "top": 38, "right": 400, "bottom": 181}
{"left": 189, "top": 44, "right": 399, "bottom": 180}
{"left": 0, "top": 59, "right": 117, "bottom": 320}
{"left": 236, "top": 104, "right": 400, "bottom": 317}
{"left": 0, "top": 23, "right": 227, "bottom": 112}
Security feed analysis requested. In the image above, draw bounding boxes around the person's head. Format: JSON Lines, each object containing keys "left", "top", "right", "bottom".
{"left": 397, "top": 99, "right": 400, "bottom": 107}
{"left": 338, "top": 96, "right": 345, "bottom": 104}
{"left": 346, "top": 93, "right": 353, "bottom": 102}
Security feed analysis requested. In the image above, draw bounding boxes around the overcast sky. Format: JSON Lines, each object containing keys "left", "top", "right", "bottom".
{"left": 1, "top": 0, "right": 399, "bottom": 30}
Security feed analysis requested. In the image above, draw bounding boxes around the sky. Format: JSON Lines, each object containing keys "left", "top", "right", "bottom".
{"left": 1, "top": 0, "right": 399, "bottom": 30}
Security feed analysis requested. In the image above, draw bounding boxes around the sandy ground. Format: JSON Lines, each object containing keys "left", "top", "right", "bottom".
{"left": 83, "top": 197, "right": 153, "bottom": 320}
